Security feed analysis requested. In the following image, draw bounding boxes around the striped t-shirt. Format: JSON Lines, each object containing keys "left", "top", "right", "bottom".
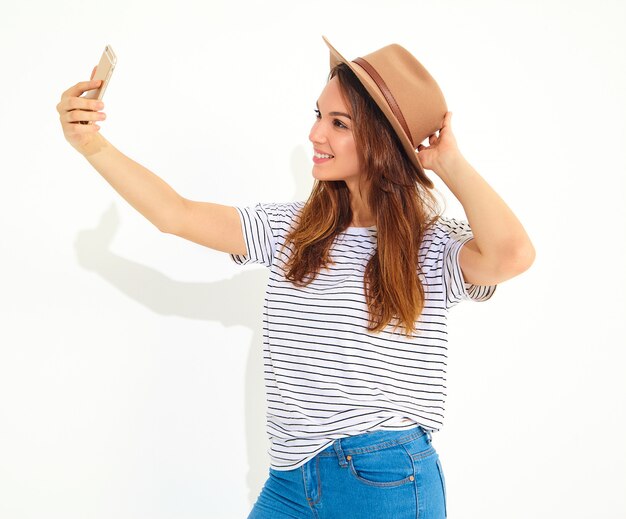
{"left": 229, "top": 200, "right": 496, "bottom": 471}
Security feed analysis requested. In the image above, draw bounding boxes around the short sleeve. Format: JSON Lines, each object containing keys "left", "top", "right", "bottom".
{"left": 229, "top": 203, "right": 276, "bottom": 267}
{"left": 229, "top": 201, "right": 303, "bottom": 268}
{"left": 437, "top": 216, "right": 497, "bottom": 310}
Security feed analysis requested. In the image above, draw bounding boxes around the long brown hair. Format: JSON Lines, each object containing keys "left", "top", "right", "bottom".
{"left": 280, "top": 62, "right": 443, "bottom": 337}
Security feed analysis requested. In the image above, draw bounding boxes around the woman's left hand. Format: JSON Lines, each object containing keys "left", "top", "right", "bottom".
{"left": 416, "top": 111, "right": 462, "bottom": 173}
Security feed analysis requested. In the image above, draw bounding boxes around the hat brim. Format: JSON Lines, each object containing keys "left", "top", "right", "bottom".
{"left": 321, "top": 35, "right": 433, "bottom": 189}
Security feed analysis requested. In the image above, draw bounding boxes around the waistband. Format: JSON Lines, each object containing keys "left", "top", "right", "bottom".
{"left": 316, "top": 424, "right": 432, "bottom": 464}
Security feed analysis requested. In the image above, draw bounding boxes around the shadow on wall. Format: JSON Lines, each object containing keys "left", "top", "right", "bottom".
{"left": 72, "top": 144, "right": 314, "bottom": 506}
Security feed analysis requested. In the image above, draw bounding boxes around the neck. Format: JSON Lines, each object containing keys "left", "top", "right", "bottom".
{"left": 346, "top": 178, "right": 375, "bottom": 227}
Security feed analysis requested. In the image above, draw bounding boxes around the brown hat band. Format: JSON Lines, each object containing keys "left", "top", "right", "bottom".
{"left": 352, "top": 56, "right": 414, "bottom": 148}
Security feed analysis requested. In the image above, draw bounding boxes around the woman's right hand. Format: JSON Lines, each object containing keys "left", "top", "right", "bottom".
{"left": 56, "top": 66, "right": 107, "bottom": 155}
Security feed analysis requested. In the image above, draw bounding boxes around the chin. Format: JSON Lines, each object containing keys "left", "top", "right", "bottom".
{"left": 311, "top": 167, "right": 343, "bottom": 181}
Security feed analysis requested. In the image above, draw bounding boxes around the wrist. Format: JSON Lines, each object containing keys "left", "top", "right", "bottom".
{"left": 433, "top": 152, "right": 468, "bottom": 180}
{"left": 78, "top": 132, "right": 107, "bottom": 158}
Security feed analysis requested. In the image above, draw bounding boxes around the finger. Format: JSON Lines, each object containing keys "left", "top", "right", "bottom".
{"left": 65, "top": 107, "right": 105, "bottom": 124}
{"left": 438, "top": 112, "right": 448, "bottom": 129}
{"left": 61, "top": 79, "right": 102, "bottom": 100}
{"left": 59, "top": 95, "right": 104, "bottom": 116}
{"left": 74, "top": 122, "right": 101, "bottom": 132}
{"left": 90, "top": 65, "right": 97, "bottom": 80}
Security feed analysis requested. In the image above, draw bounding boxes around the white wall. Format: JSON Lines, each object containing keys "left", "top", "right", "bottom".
{"left": 1, "top": 0, "right": 624, "bottom": 517}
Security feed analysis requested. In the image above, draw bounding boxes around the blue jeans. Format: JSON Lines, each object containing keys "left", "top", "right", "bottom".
{"left": 248, "top": 425, "right": 447, "bottom": 518}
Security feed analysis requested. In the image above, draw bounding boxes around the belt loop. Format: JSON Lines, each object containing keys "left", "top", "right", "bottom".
{"left": 426, "top": 429, "right": 432, "bottom": 443}
{"left": 333, "top": 439, "right": 348, "bottom": 468}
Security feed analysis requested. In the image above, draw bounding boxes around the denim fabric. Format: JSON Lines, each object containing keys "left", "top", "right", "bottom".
{"left": 248, "top": 425, "right": 447, "bottom": 519}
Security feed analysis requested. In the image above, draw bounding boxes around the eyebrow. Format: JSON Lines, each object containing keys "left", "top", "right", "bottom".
{"left": 316, "top": 101, "right": 352, "bottom": 120}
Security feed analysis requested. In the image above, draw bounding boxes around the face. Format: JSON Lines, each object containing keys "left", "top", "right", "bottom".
{"left": 309, "top": 76, "right": 360, "bottom": 183}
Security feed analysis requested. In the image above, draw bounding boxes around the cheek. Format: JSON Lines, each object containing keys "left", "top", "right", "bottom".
{"left": 338, "top": 137, "right": 358, "bottom": 162}
{"left": 347, "top": 143, "right": 359, "bottom": 168}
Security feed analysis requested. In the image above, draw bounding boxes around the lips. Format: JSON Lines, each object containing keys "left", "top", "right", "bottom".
{"left": 314, "top": 149, "right": 334, "bottom": 158}
{"left": 313, "top": 154, "right": 333, "bottom": 164}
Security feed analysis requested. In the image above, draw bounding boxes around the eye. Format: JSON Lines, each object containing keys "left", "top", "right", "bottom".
{"left": 314, "top": 109, "right": 349, "bottom": 130}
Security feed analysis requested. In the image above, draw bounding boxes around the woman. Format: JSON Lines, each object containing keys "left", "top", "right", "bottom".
{"left": 57, "top": 36, "right": 534, "bottom": 518}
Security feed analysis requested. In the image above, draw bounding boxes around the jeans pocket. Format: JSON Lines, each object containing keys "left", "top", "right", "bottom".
{"left": 348, "top": 444, "right": 415, "bottom": 488}
{"left": 436, "top": 457, "right": 447, "bottom": 517}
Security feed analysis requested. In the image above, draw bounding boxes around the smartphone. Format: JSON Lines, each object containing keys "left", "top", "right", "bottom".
{"left": 79, "top": 44, "right": 117, "bottom": 124}
{"left": 84, "top": 44, "right": 116, "bottom": 100}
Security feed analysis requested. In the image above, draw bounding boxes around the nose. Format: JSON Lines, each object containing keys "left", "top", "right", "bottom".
{"left": 308, "top": 119, "right": 326, "bottom": 146}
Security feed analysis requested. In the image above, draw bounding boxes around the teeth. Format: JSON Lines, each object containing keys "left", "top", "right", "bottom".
{"left": 314, "top": 152, "right": 334, "bottom": 159}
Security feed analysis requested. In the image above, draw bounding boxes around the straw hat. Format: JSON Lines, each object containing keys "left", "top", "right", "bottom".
{"left": 322, "top": 36, "right": 447, "bottom": 189}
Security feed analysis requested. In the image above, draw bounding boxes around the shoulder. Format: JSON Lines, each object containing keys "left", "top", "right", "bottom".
{"left": 420, "top": 215, "right": 472, "bottom": 251}
{"left": 259, "top": 200, "right": 305, "bottom": 222}
{"left": 246, "top": 201, "right": 306, "bottom": 235}
{"left": 419, "top": 215, "right": 473, "bottom": 272}
{"left": 430, "top": 215, "right": 472, "bottom": 238}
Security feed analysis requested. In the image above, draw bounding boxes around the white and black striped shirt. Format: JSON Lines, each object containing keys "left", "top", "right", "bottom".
{"left": 230, "top": 200, "right": 496, "bottom": 471}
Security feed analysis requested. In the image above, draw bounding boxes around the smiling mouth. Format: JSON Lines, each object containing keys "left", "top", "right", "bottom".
{"left": 313, "top": 154, "right": 334, "bottom": 164}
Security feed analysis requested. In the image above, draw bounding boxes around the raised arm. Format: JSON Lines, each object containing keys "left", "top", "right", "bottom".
{"left": 417, "top": 112, "right": 535, "bottom": 285}
{"left": 57, "top": 76, "right": 247, "bottom": 256}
